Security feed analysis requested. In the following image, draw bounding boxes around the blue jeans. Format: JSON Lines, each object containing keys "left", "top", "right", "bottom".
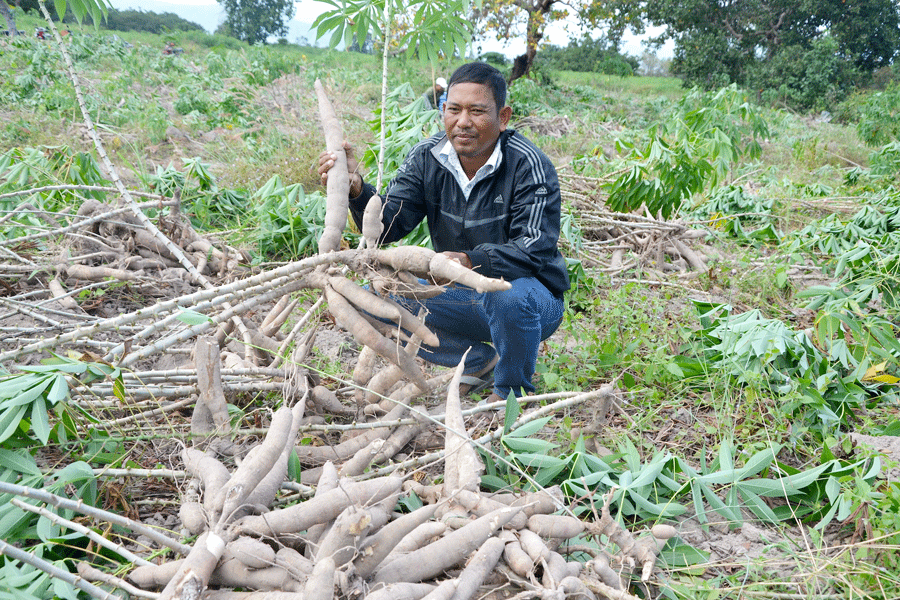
{"left": 396, "top": 277, "right": 564, "bottom": 398}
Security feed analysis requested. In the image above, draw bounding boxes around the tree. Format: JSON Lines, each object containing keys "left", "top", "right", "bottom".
{"left": 645, "top": 0, "right": 900, "bottom": 94}
{"left": 471, "top": 0, "right": 643, "bottom": 83}
{"left": 218, "top": 0, "right": 295, "bottom": 45}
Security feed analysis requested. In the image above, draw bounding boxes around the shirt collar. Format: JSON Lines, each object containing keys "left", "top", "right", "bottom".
{"left": 435, "top": 136, "right": 503, "bottom": 199}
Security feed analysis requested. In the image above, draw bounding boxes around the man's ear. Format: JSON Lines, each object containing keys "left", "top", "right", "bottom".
{"left": 499, "top": 105, "right": 513, "bottom": 130}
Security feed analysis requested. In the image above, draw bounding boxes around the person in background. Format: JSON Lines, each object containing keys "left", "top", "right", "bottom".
{"left": 422, "top": 76, "right": 447, "bottom": 111}
{"left": 319, "top": 62, "right": 569, "bottom": 404}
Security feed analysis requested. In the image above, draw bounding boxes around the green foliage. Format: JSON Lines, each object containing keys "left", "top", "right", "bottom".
{"left": 604, "top": 85, "right": 769, "bottom": 218}
{"left": 0, "top": 145, "right": 111, "bottom": 241}
{"left": 648, "top": 0, "right": 900, "bottom": 110}
{"left": 853, "top": 82, "right": 900, "bottom": 147}
{"left": 313, "top": 0, "right": 472, "bottom": 63}
{"left": 218, "top": 0, "right": 295, "bottom": 45}
{"left": 0, "top": 451, "right": 99, "bottom": 600}
{"left": 685, "top": 185, "right": 780, "bottom": 244}
{"left": 486, "top": 411, "right": 881, "bottom": 535}
{"left": 100, "top": 8, "right": 204, "bottom": 33}
{"left": 749, "top": 37, "right": 859, "bottom": 112}
{"left": 537, "top": 36, "right": 638, "bottom": 76}
{"left": 361, "top": 82, "right": 442, "bottom": 184}
{"left": 0, "top": 356, "right": 119, "bottom": 446}
{"left": 253, "top": 175, "right": 331, "bottom": 259}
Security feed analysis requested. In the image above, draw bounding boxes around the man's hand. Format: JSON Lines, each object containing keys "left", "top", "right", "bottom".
{"left": 317, "top": 141, "right": 363, "bottom": 198}
{"left": 441, "top": 251, "right": 472, "bottom": 269}
{"left": 430, "top": 251, "right": 473, "bottom": 286}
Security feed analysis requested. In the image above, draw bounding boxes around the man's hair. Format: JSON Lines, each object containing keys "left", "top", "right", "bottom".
{"left": 448, "top": 62, "right": 506, "bottom": 111}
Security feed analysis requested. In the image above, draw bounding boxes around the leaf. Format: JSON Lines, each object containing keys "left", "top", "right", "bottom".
{"left": 502, "top": 391, "right": 520, "bottom": 435}
{"left": 46, "top": 375, "right": 69, "bottom": 405}
{"left": 30, "top": 396, "right": 51, "bottom": 445}
{"left": 512, "top": 453, "right": 566, "bottom": 470}
{"left": 0, "top": 449, "right": 41, "bottom": 477}
{"left": 505, "top": 416, "right": 553, "bottom": 438}
{"left": 175, "top": 310, "right": 212, "bottom": 325}
{"left": 0, "top": 405, "right": 28, "bottom": 445}
{"left": 502, "top": 436, "right": 558, "bottom": 454}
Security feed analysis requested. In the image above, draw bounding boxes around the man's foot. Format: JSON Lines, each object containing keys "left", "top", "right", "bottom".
{"left": 484, "top": 392, "right": 504, "bottom": 405}
{"left": 458, "top": 354, "right": 498, "bottom": 396}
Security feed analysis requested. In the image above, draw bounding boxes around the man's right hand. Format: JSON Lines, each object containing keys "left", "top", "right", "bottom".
{"left": 317, "top": 141, "right": 363, "bottom": 198}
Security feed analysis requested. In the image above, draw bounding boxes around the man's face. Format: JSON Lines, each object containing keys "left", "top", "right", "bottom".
{"left": 443, "top": 82, "right": 512, "bottom": 167}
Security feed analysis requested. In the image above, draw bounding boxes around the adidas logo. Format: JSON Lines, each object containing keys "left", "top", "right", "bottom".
{"left": 493, "top": 194, "right": 504, "bottom": 204}
{"left": 535, "top": 186, "right": 548, "bottom": 195}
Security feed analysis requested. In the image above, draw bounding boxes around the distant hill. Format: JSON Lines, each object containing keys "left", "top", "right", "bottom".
{"left": 107, "top": 0, "right": 321, "bottom": 45}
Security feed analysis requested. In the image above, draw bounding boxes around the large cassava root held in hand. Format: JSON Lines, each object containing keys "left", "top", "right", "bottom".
{"left": 315, "top": 78, "right": 350, "bottom": 255}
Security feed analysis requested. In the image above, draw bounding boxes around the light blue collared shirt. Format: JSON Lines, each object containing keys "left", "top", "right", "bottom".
{"left": 434, "top": 137, "right": 503, "bottom": 200}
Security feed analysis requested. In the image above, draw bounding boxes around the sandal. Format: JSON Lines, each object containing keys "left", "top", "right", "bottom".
{"left": 458, "top": 354, "right": 498, "bottom": 396}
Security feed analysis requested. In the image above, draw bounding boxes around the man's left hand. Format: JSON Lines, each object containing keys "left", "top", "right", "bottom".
{"left": 442, "top": 251, "right": 472, "bottom": 269}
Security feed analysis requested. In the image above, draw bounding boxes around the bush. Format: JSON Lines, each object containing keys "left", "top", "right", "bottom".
{"left": 101, "top": 9, "right": 205, "bottom": 34}
{"left": 853, "top": 82, "right": 900, "bottom": 147}
{"left": 478, "top": 52, "right": 509, "bottom": 67}
{"left": 749, "top": 37, "right": 859, "bottom": 111}
{"left": 537, "top": 37, "right": 638, "bottom": 76}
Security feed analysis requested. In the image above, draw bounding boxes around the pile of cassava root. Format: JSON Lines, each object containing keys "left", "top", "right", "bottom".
{"left": 97, "top": 362, "right": 675, "bottom": 600}
{"left": 0, "top": 42, "right": 679, "bottom": 600}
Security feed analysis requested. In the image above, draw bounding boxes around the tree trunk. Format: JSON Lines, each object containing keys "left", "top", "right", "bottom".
{"left": 0, "top": 1, "right": 17, "bottom": 38}
{"left": 508, "top": 0, "right": 548, "bottom": 84}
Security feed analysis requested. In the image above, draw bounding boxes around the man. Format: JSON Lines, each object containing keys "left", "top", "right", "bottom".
{"left": 319, "top": 62, "right": 569, "bottom": 403}
{"left": 422, "top": 76, "right": 447, "bottom": 111}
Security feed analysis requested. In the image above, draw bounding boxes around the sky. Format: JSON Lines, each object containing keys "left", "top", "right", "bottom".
{"left": 107, "top": 0, "right": 671, "bottom": 59}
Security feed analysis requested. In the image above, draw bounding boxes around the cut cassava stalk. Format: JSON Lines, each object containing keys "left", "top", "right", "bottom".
{"left": 192, "top": 336, "right": 231, "bottom": 440}
{"left": 371, "top": 505, "right": 524, "bottom": 585}
{"left": 324, "top": 284, "right": 429, "bottom": 392}
{"left": 315, "top": 79, "right": 350, "bottom": 254}
{"left": 0, "top": 481, "right": 190, "bottom": 556}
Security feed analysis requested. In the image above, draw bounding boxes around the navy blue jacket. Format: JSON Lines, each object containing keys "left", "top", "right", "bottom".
{"left": 349, "top": 130, "right": 570, "bottom": 298}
